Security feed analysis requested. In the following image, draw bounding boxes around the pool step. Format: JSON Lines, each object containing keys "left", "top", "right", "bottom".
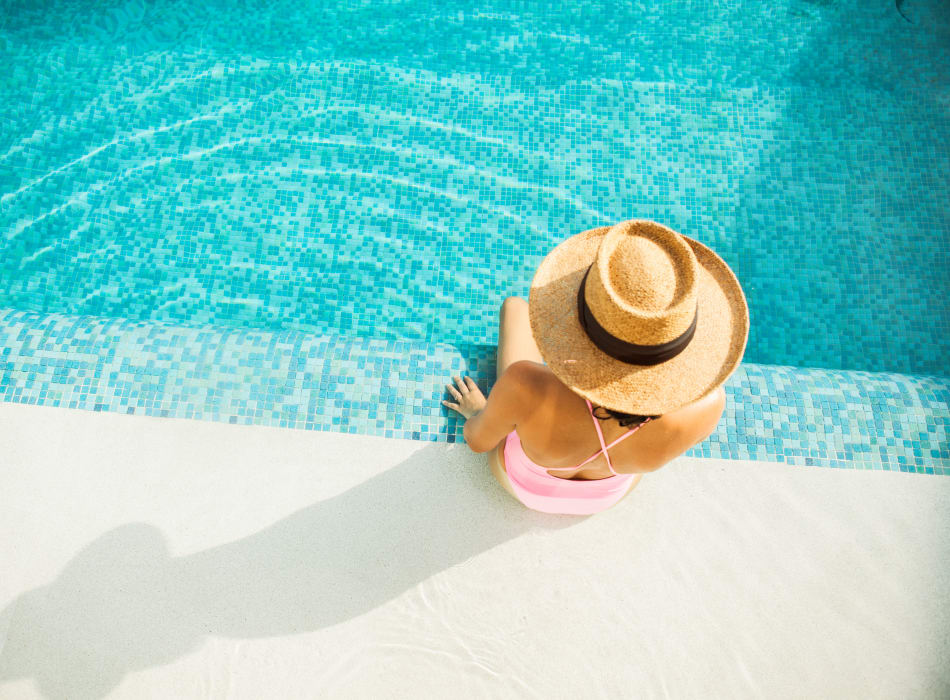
{"left": 1, "top": 307, "right": 947, "bottom": 474}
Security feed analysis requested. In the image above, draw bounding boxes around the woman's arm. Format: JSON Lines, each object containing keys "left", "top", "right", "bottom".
{"left": 630, "top": 386, "right": 726, "bottom": 473}
{"left": 443, "top": 361, "right": 535, "bottom": 453}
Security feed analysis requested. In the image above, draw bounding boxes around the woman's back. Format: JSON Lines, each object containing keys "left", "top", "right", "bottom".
{"left": 449, "top": 220, "right": 747, "bottom": 515}
{"left": 505, "top": 361, "right": 725, "bottom": 480}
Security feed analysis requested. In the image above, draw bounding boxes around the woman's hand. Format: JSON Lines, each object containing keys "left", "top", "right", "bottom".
{"left": 442, "top": 376, "right": 487, "bottom": 420}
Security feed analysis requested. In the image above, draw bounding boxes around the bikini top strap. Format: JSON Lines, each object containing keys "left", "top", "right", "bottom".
{"left": 603, "top": 417, "right": 651, "bottom": 451}
{"left": 545, "top": 401, "right": 652, "bottom": 474}
{"left": 564, "top": 399, "right": 615, "bottom": 473}
{"left": 586, "top": 398, "right": 611, "bottom": 462}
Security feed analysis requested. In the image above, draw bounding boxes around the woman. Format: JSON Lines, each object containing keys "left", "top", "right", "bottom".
{"left": 443, "top": 220, "right": 749, "bottom": 515}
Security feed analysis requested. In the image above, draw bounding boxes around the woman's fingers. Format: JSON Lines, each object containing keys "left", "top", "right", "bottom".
{"left": 444, "top": 376, "right": 482, "bottom": 417}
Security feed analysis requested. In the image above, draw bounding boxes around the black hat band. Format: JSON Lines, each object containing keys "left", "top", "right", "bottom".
{"left": 576, "top": 265, "right": 698, "bottom": 366}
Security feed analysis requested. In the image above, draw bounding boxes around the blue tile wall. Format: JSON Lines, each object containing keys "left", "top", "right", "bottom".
{"left": 1, "top": 309, "right": 947, "bottom": 475}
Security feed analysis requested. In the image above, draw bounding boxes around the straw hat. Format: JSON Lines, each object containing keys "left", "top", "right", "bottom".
{"left": 529, "top": 220, "right": 749, "bottom": 416}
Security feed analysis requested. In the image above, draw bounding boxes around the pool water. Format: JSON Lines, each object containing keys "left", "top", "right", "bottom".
{"left": 1, "top": 0, "right": 948, "bottom": 376}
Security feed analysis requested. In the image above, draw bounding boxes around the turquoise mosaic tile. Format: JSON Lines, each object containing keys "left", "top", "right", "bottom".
{"left": 2, "top": 1, "right": 948, "bottom": 473}
{"left": 1, "top": 1, "right": 949, "bottom": 376}
{"left": 1, "top": 310, "right": 947, "bottom": 475}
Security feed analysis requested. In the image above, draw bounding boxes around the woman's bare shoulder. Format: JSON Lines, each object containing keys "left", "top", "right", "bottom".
{"left": 494, "top": 361, "right": 559, "bottom": 414}
{"left": 615, "top": 387, "right": 725, "bottom": 474}
{"left": 661, "top": 386, "right": 726, "bottom": 443}
{"left": 501, "top": 360, "right": 554, "bottom": 389}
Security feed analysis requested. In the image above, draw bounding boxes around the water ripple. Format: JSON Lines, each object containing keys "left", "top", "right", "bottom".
{"left": 294, "top": 165, "right": 546, "bottom": 236}
{"left": 3, "top": 136, "right": 267, "bottom": 242}
{"left": 5, "top": 123, "right": 602, "bottom": 248}
{"left": 1, "top": 107, "right": 246, "bottom": 205}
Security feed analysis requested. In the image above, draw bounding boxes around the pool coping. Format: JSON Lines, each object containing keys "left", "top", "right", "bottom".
{"left": 4, "top": 399, "right": 949, "bottom": 698}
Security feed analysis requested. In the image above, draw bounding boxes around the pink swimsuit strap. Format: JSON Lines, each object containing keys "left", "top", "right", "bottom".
{"left": 545, "top": 399, "right": 650, "bottom": 476}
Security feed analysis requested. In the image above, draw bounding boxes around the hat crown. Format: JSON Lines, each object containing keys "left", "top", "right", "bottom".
{"left": 584, "top": 221, "right": 698, "bottom": 345}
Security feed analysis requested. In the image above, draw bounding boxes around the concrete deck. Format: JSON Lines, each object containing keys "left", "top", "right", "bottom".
{"left": 1, "top": 402, "right": 948, "bottom": 699}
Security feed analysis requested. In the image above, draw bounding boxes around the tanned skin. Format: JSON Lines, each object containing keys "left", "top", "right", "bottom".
{"left": 443, "top": 298, "right": 725, "bottom": 508}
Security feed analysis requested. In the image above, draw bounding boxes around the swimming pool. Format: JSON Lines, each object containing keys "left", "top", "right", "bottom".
{"left": 1, "top": 0, "right": 948, "bottom": 470}
{"left": 3, "top": 0, "right": 949, "bottom": 375}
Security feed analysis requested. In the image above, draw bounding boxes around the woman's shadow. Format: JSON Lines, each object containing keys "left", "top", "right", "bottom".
{"left": 0, "top": 444, "right": 579, "bottom": 700}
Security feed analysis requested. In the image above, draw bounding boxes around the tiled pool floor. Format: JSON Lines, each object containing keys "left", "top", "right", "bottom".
{"left": 1, "top": 308, "right": 947, "bottom": 474}
{"left": 3, "top": 2, "right": 949, "bottom": 377}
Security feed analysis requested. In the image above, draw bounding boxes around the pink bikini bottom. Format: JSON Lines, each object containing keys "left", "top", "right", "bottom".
{"left": 502, "top": 430, "right": 637, "bottom": 515}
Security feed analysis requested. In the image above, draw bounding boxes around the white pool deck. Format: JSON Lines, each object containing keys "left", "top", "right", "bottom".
{"left": 1, "top": 401, "right": 949, "bottom": 699}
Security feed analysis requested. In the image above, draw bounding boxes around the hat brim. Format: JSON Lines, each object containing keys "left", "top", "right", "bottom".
{"left": 529, "top": 225, "right": 749, "bottom": 415}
